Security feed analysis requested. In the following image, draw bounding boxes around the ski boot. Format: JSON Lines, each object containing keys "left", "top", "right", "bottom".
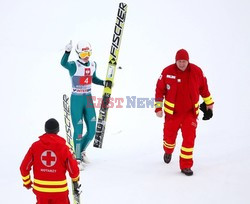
{"left": 81, "top": 151, "right": 90, "bottom": 164}
{"left": 77, "top": 159, "right": 85, "bottom": 171}
{"left": 76, "top": 151, "right": 90, "bottom": 171}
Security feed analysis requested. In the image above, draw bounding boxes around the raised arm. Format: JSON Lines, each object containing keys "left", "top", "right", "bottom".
{"left": 60, "top": 41, "right": 77, "bottom": 76}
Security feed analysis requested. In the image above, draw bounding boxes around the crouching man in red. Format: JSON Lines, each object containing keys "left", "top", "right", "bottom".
{"left": 20, "top": 118, "right": 80, "bottom": 203}
{"left": 155, "top": 49, "right": 214, "bottom": 176}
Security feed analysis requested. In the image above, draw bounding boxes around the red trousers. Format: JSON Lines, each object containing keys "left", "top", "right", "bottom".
{"left": 163, "top": 112, "right": 197, "bottom": 169}
{"left": 36, "top": 196, "right": 70, "bottom": 204}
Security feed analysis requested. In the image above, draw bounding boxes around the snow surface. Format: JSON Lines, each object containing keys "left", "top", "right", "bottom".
{"left": 1, "top": 0, "right": 250, "bottom": 203}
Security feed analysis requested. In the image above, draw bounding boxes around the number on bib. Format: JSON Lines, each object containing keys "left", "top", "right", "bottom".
{"left": 79, "top": 76, "right": 92, "bottom": 85}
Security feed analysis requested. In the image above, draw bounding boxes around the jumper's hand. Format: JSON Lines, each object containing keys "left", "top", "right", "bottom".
{"left": 65, "top": 40, "right": 73, "bottom": 52}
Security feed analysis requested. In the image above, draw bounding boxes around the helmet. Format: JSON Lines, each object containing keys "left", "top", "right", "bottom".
{"left": 75, "top": 41, "right": 92, "bottom": 56}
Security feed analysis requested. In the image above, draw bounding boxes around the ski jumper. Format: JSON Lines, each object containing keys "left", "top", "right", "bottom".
{"left": 61, "top": 52, "right": 104, "bottom": 159}
{"left": 155, "top": 63, "right": 214, "bottom": 170}
{"left": 20, "top": 133, "right": 79, "bottom": 203}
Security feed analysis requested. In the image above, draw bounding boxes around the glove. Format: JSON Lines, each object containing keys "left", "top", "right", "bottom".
{"left": 72, "top": 181, "right": 82, "bottom": 196}
{"left": 23, "top": 181, "right": 32, "bottom": 190}
{"left": 65, "top": 40, "right": 73, "bottom": 52}
{"left": 104, "top": 80, "right": 113, "bottom": 88}
{"left": 199, "top": 102, "right": 213, "bottom": 120}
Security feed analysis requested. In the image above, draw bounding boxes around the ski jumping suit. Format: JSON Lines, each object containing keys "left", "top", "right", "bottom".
{"left": 155, "top": 63, "right": 214, "bottom": 170}
{"left": 20, "top": 133, "right": 79, "bottom": 204}
{"left": 61, "top": 52, "right": 104, "bottom": 159}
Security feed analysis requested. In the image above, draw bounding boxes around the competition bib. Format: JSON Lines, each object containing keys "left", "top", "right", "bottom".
{"left": 71, "top": 61, "right": 95, "bottom": 94}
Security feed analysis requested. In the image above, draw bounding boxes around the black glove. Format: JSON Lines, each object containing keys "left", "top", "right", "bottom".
{"left": 104, "top": 80, "right": 113, "bottom": 88}
{"left": 199, "top": 102, "right": 213, "bottom": 120}
{"left": 73, "top": 181, "right": 82, "bottom": 196}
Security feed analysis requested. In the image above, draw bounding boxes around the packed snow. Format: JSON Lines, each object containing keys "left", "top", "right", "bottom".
{"left": 1, "top": 0, "right": 249, "bottom": 203}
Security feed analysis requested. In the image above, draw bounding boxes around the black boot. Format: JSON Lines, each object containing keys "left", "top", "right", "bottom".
{"left": 181, "top": 168, "right": 193, "bottom": 176}
{"left": 163, "top": 153, "right": 172, "bottom": 164}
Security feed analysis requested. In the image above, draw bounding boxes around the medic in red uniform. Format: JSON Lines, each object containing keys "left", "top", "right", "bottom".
{"left": 20, "top": 118, "right": 80, "bottom": 203}
{"left": 155, "top": 49, "right": 214, "bottom": 176}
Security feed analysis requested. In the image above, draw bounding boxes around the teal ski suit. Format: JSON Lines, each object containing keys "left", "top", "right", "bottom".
{"left": 61, "top": 51, "right": 104, "bottom": 159}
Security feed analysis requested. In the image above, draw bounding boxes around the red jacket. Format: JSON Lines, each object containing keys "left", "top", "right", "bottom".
{"left": 155, "top": 63, "right": 214, "bottom": 116}
{"left": 20, "top": 133, "right": 79, "bottom": 198}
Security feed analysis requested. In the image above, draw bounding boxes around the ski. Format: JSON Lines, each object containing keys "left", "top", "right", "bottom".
{"left": 93, "top": 2, "right": 128, "bottom": 148}
{"left": 63, "top": 94, "right": 81, "bottom": 204}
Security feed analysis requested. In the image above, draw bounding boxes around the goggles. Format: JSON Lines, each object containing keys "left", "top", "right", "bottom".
{"left": 79, "top": 51, "right": 92, "bottom": 59}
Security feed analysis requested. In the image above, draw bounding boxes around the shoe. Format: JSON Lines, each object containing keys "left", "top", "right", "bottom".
{"left": 181, "top": 168, "right": 193, "bottom": 176}
{"left": 77, "top": 160, "right": 85, "bottom": 171}
{"left": 81, "top": 151, "right": 90, "bottom": 164}
{"left": 163, "top": 153, "right": 172, "bottom": 164}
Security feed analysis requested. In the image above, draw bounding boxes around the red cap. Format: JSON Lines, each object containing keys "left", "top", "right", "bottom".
{"left": 175, "top": 49, "right": 189, "bottom": 61}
